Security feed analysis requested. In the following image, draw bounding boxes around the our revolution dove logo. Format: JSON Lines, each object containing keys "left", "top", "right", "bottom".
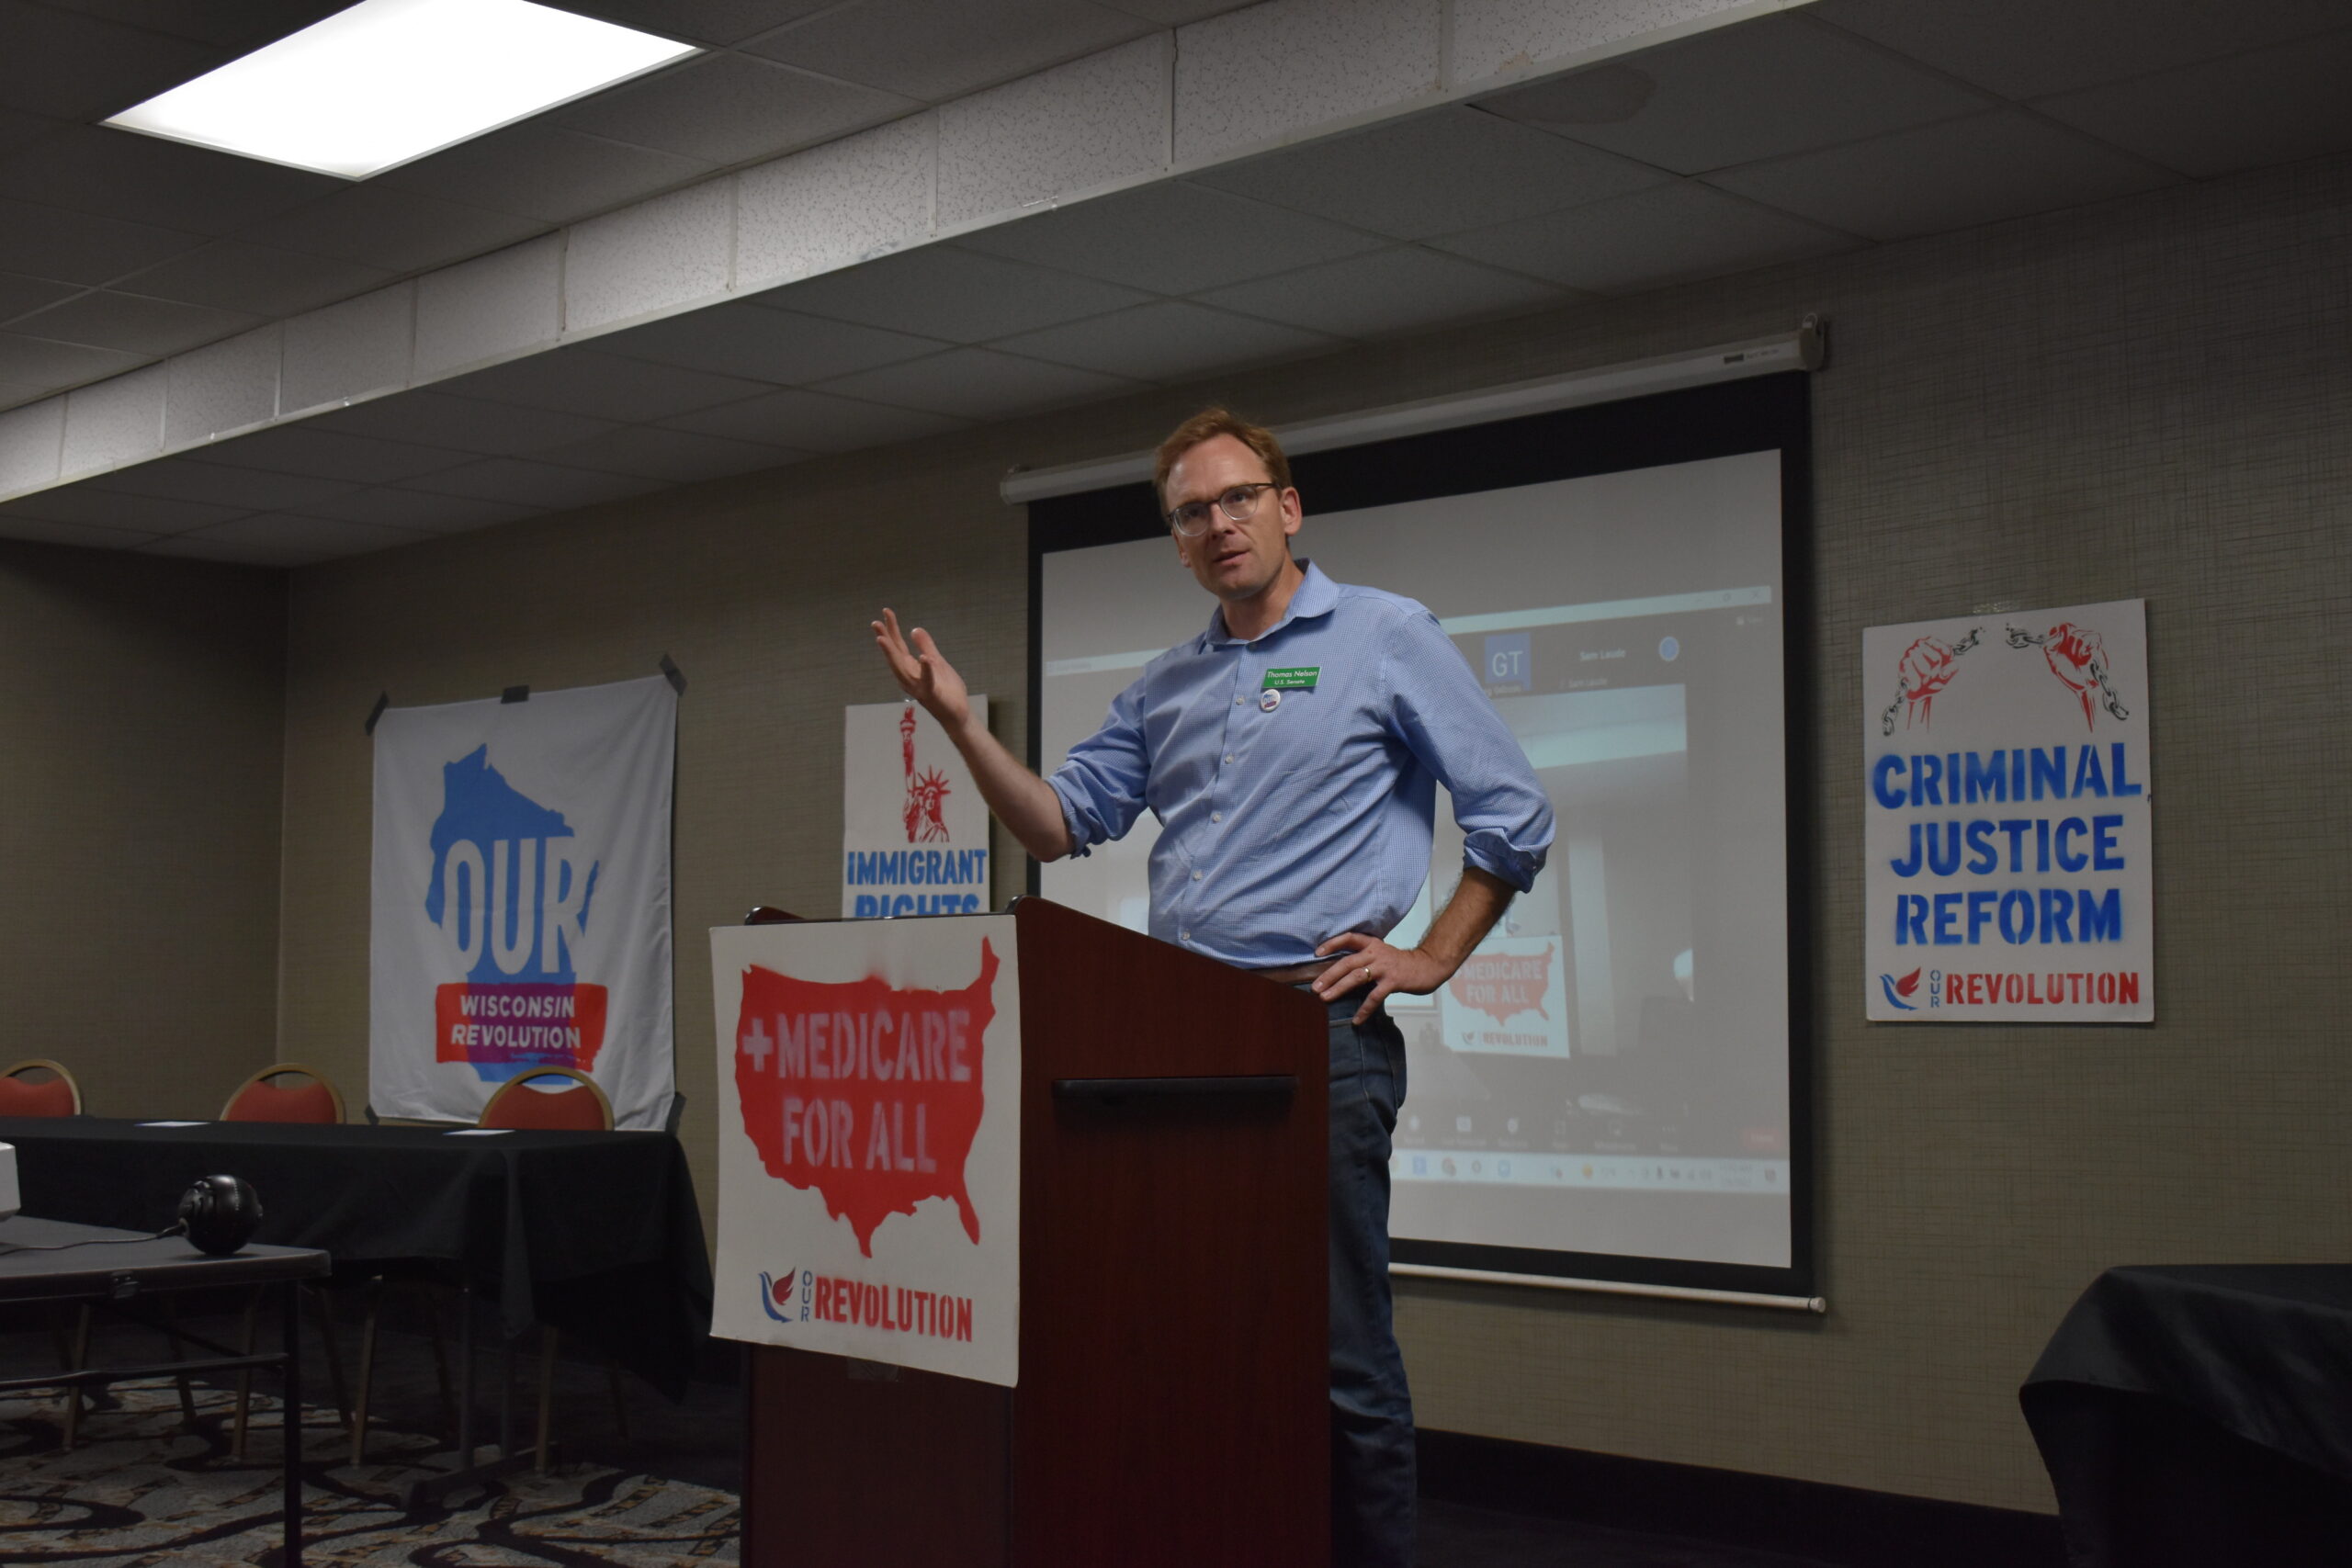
{"left": 757, "top": 1269, "right": 804, "bottom": 1324}
{"left": 1878, "top": 967, "right": 1922, "bottom": 1011}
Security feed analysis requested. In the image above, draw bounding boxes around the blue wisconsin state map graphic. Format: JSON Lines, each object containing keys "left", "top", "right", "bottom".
{"left": 424, "top": 746, "right": 605, "bottom": 1081}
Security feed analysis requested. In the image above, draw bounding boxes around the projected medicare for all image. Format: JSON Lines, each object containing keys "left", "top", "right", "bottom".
{"left": 1041, "top": 449, "right": 1791, "bottom": 1271}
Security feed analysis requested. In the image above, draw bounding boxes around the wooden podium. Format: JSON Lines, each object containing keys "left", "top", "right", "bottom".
{"left": 737, "top": 897, "right": 1329, "bottom": 1566}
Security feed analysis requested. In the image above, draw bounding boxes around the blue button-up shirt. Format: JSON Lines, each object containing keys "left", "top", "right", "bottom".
{"left": 1047, "top": 561, "right": 1555, "bottom": 969}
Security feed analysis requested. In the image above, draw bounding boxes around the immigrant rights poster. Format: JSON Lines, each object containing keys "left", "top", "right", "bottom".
{"left": 842, "top": 697, "right": 990, "bottom": 919}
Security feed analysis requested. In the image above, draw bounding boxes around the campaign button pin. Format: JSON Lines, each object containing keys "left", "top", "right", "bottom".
{"left": 1260, "top": 688, "right": 1282, "bottom": 712}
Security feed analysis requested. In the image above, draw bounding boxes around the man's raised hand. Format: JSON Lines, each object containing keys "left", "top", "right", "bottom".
{"left": 873, "top": 608, "right": 971, "bottom": 731}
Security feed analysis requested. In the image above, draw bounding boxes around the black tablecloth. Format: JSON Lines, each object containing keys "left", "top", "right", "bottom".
{"left": 2021, "top": 1265, "right": 2352, "bottom": 1567}
{"left": 0, "top": 1117, "right": 712, "bottom": 1398}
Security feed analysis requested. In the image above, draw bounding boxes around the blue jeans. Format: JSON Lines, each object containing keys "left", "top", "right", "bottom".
{"left": 1324, "top": 995, "right": 1414, "bottom": 1568}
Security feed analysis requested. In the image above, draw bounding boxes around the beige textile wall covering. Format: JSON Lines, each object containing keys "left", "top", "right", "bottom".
{"left": 0, "top": 544, "right": 284, "bottom": 1120}
{"left": 276, "top": 148, "right": 2352, "bottom": 1514}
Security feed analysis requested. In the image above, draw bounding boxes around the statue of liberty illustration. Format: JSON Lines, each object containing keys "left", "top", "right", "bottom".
{"left": 900, "top": 701, "right": 953, "bottom": 843}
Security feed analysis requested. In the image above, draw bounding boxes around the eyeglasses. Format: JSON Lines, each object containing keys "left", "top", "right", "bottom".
{"left": 1165, "top": 481, "right": 1277, "bottom": 537}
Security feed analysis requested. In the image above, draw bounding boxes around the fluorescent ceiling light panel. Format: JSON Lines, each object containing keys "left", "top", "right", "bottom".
{"left": 105, "top": 0, "right": 698, "bottom": 179}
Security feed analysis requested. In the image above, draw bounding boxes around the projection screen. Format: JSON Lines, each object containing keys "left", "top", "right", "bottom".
{"left": 1026, "top": 368, "right": 1814, "bottom": 1301}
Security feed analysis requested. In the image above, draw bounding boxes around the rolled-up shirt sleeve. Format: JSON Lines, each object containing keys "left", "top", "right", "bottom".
{"left": 1046, "top": 679, "right": 1152, "bottom": 858}
{"left": 1382, "top": 608, "right": 1555, "bottom": 893}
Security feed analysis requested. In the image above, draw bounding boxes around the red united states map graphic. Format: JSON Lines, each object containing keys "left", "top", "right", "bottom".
{"left": 733, "top": 941, "right": 995, "bottom": 1256}
{"left": 1448, "top": 945, "right": 1553, "bottom": 1026}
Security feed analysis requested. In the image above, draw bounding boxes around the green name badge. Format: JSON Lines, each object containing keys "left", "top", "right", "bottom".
{"left": 1261, "top": 667, "right": 1319, "bottom": 691}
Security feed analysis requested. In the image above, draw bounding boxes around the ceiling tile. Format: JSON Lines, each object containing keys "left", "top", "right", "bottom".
{"left": 657, "top": 386, "right": 969, "bottom": 451}
{"left": 82, "top": 456, "right": 360, "bottom": 511}
{"left": 956, "top": 181, "right": 1385, "bottom": 295}
{"left": 137, "top": 534, "right": 300, "bottom": 565}
{"left": 0, "top": 377, "right": 51, "bottom": 411}
{"left": 1478, "top": 15, "right": 1996, "bottom": 175}
{"left": 0, "top": 332, "right": 145, "bottom": 389}
{"left": 0, "top": 513, "right": 155, "bottom": 547}
{"left": 0, "top": 125, "right": 342, "bottom": 236}
{"left": 155, "top": 512, "right": 432, "bottom": 564}
{"left": 1099, "top": 0, "right": 1259, "bottom": 19}
{"left": 1174, "top": 0, "right": 1440, "bottom": 167}
{"left": 0, "top": 483, "right": 244, "bottom": 530}
{"left": 298, "top": 485, "right": 546, "bottom": 532}
{"left": 734, "top": 113, "right": 933, "bottom": 292}
{"left": 1432, "top": 181, "right": 1858, "bottom": 294}
{"left": 34, "top": 1, "right": 354, "bottom": 51}
{"left": 162, "top": 325, "right": 276, "bottom": 444}
{"left": 113, "top": 240, "right": 395, "bottom": 319}
{"left": 58, "top": 362, "right": 164, "bottom": 474}
{"left": 0, "top": 197, "right": 202, "bottom": 286}
{"left": 242, "top": 186, "right": 550, "bottom": 275}
{"left": 554, "top": 0, "right": 842, "bottom": 48}
{"left": 993, "top": 300, "right": 1340, "bottom": 382}
{"left": 1811, "top": 0, "right": 2351, "bottom": 100}
{"left": 544, "top": 180, "right": 732, "bottom": 333}
{"left": 0, "top": 107, "right": 65, "bottom": 157}
{"left": 774, "top": 246, "right": 1153, "bottom": 342}
{"left": 1197, "top": 247, "right": 1572, "bottom": 338}
{"left": 745, "top": 0, "right": 1153, "bottom": 101}
{"left": 0, "top": 0, "right": 224, "bottom": 120}
{"left": 183, "top": 425, "right": 476, "bottom": 485}
{"left": 557, "top": 52, "right": 912, "bottom": 167}
{"left": 413, "top": 234, "right": 560, "bottom": 378}
{"left": 2033, "top": 28, "right": 2352, "bottom": 180}
{"left": 532, "top": 424, "right": 808, "bottom": 481}
{"left": 443, "top": 348, "right": 773, "bottom": 423}
{"left": 0, "top": 395, "right": 62, "bottom": 487}
{"left": 1703, "top": 108, "right": 2177, "bottom": 243}
{"left": 9, "top": 289, "right": 256, "bottom": 355}
{"left": 934, "top": 32, "right": 1169, "bottom": 230}
{"left": 0, "top": 273, "right": 80, "bottom": 324}
{"left": 401, "top": 458, "right": 667, "bottom": 509}
{"left": 280, "top": 285, "right": 413, "bottom": 413}
{"left": 380, "top": 124, "right": 713, "bottom": 226}
{"left": 813, "top": 347, "right": 1142, "bottom": 420}
{"left": 1193, "top": 106, "right": 1667, "bottom": 241}
{"left": 311, "top": 391, "right": 619, "bottom": 457}
{"left": 606, "top": 302, "right": 946, "bottom": 384}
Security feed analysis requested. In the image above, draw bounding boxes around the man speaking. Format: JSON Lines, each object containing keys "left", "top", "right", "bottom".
{"left": 874, "top": 408, "right": 1555, "bottom": 1566}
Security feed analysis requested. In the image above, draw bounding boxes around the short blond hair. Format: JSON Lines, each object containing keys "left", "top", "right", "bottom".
{"left": 1154, "top": 407, "right": 1292, "bottom": 512}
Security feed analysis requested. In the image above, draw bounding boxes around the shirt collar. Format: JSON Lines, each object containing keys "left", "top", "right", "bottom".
{"left": 1204, "top": 559, "right": 1339, "bottom": 647}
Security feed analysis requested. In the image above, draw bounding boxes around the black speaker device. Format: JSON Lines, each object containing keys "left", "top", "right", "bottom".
{"left": 176, "top": 1175, "right": 262, "bottom": 1255}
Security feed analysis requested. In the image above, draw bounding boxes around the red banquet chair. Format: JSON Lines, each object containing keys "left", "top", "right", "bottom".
{"left": 478, "top": 1066, "right": 620, "bottom": 1469}
{"left": 352, "top": 1066, "right": 625, "bottom": 1470}
{"left": 217, "top": 1064, "right": 350, "bottom": 1458}
{"left": 0, "top": 1057, "right": 84, "bottom": 1116}
{"left": 480, "top": 1066, "right": 614, "bottom": 1133}
{"left": 220, "top": 1062, "right": 346, "bottom": 1124}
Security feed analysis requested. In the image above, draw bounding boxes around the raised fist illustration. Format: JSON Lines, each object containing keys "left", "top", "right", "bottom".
{"left": 1879, "top": 627, "right": 1982, "bottom": 736}
{"left": 2006, "top": 622, "right": 2126, "bottom": 730}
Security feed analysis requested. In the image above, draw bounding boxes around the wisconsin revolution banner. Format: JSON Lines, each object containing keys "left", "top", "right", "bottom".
{"left": 370, "top": 676, "right": 677, "bottom": 1127}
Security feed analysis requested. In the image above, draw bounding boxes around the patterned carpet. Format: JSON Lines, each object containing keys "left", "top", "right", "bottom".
{"left": 0, "top": 1380, "right": 739, "bottom": 1565}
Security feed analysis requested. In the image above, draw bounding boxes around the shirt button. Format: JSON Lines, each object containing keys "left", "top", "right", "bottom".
{"left": 1180, "top": 930, "right": 1191, "bottom": 942}
{"left": 1211, "top": 811, "right": 1223, "bottom": 822}
{"left": 1234, "top": 695, "right": 1243, "bottom": 705}
{"left": 1223, "top": 753, "right": 1235, "bottom": 764}
{"left": 1192, "top": 870, "right": 1203, "bottom": 881}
